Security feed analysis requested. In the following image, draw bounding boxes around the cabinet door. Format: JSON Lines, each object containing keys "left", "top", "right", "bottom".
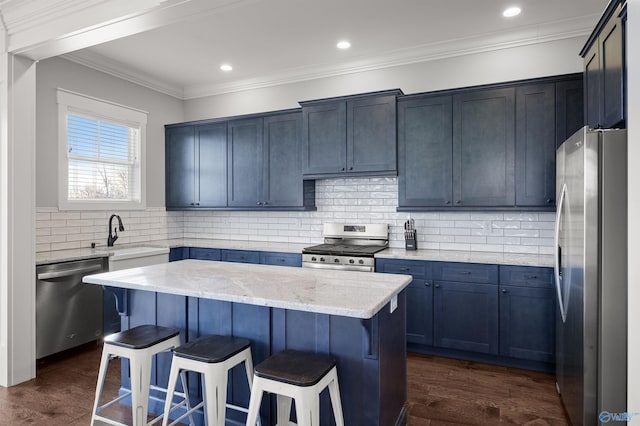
{"left": 165, "top": 126, "right": 195, "bottom": 208}
{"left": 406, "top": 278, "right": 433, "bottom": 345}
{"left": 556, "top": 78, "right": 584, "bottom": 148}
{"left": 515, "top": 83, "right": 556, "bottom": 207}
{"left": 347, "top": 95, "right": 397, "bottom": 173}
{"left": 263, "top": 113, "right": 302, "bottom": 207}
{"left": 221, "top": 249, "right": 260, "bottom": 264}
{"left": 197, "top": 122, "right": 227, "bottom": 207}
{"left": 600, "top": 13, "right": 624, "bottom": 128}
{"left": 433, "top": 281, "right": 498, "bottom": 354}
{"left": 398, "top": 96, "right": 453, "bottom": 207}
{"left": 302, "top": 102, "right": 346, "bottom": 175}
{"left": 227, "top": 118, "right": 263, "bottom": 207}
{"left": 453, "top": 88, "right": 515, "bottom": 206}
{"left": 499, "top": 285, "right": 555, "bottom": 362}
{"left": 189, "top": 247, "right": 221, "bottom": 261}
{"left": 583, "top": 43, "right": 601, "bottom": 129}
{"left": 259, "top": 252, "right": 302, "bottom": 267}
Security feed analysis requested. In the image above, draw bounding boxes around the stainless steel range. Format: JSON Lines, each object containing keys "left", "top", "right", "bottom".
{"left": 302, "top": 224, "right": 389, "bottom": 272}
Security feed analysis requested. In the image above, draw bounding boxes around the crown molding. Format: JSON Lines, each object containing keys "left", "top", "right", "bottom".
{"left": 61, "top": 50, "right": 185, "bottom": 99}
{"left": 58, "top": 12, "right": 597, "bottom": 101}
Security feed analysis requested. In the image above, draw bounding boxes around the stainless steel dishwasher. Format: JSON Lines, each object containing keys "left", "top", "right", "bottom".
{"left": 36, "top": 258, "right": 106, "bottom": 359}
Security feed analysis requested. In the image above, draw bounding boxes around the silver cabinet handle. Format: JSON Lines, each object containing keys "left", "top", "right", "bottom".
{"left": 37, "top": 264, "right": 103, "bottom": 280}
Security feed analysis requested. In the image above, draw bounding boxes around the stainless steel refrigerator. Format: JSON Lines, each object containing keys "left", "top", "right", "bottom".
{"left": 555, "top": 126, "right": 627, "bottom": 425}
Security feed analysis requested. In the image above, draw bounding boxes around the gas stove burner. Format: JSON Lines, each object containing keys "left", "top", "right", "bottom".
{"left": 302, "top": 223, "right": 389, "bottom": 272}
{"left": 302, "top": 243, "right": 388, "bottom": 257}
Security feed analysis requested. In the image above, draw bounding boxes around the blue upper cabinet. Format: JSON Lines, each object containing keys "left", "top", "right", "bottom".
{"left": 398, "top": 96, "right": 453, "bottom": 207}
{"left": 262, "top": 113, "right": 305, "bottom": 208}
{"left": 453, "top": 87, "right": 516, "bottom": 207}
{"left": 397, "top": 74, "right": 583, "bottom": 211}
{"left": 166, "top": 122, "right": 228, "bottom": 209}
{"left": 227, "top": 117, "right": 263, "bottom": 207}
{"left": 581, "top": 0, "right": 626, "bottom": 129}
{"left": 515, "top": 83, "right": 556, "bottom": 208}
{"left": 301, "top": 90, "right": 402, "bottom": 178}
{"left": 166, "top": 110, "right": 314, "bottom": 211}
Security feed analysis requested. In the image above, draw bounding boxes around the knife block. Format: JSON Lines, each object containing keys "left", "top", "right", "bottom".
{"left": 405, "top": 230, "right": 417, "bottom": 250}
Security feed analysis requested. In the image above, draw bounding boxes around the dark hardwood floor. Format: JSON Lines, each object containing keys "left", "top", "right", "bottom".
{"left": 406, "top": 352, "right": 569, "bottom": 425}
{"left": 0, "top": 343, "right": 568, "bottom": 425}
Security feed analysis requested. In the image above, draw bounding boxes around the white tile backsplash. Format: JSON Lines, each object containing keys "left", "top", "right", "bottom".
{"left": 35, "top": 177, "right": 555, "bottom": 254}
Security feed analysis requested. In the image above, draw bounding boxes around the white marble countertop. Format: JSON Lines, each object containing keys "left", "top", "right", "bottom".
{"left": 83, "top": 259, "right": 411, "bottom": 319}
{"left": 376, "top": 248, "right": 554, "bottom": 267}
{"left": 37, "top": 238, "right": 552, "bottom": 268}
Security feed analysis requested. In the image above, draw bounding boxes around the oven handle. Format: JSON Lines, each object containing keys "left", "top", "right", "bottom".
{"left": 302, "top": 263, "right": 374, "bottom": 272}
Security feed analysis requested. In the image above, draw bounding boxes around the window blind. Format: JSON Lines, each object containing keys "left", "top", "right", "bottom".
{"left": 66, "top": 113, "right": 141, "bottom": 201}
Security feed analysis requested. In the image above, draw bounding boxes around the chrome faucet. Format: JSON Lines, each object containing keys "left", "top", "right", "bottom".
{"left": 107, "top": 214, "right": 125, "bottom": 247}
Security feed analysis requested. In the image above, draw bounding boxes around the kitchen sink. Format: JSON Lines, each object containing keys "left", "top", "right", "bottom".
{"left": 104, "top": 245, "right": 169, "bottom": 261}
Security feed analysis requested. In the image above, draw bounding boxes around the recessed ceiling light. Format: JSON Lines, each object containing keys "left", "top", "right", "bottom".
{"left": 220, "top": 64, "right": 233, "bottom": 72}
{"left": 503, "top": 6, "right": 521, "bottom": 17}
{"left": 336, "top": 40, "right": 351, "bottom": 50}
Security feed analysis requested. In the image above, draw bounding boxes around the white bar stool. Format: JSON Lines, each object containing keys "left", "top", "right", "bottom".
{"left": 161, "top": 334, "right": 261, "bottom": 426}
{"left": 91, "top": 324, "right": 184, "bottom": 426}
{"left": 245, "top": 349, "right": 344, "bottom": 426}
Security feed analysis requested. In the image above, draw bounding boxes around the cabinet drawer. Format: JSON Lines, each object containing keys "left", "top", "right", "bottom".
{"left": 499, "top": 266, "right": 553, "bottom": 288}
{"left": 189, "top": 247, "right": 221, "bottom": 261}
{"left": 433, "top": 262, "right": 498, "bottom": 284}
{"left": 221, "top": 249, "right": 260, "bottom": 264}
{"left": 260, "top": 252, "right": 302, "bottom": 267}
{"left": 376, "top": 259, "right": 430, "bottom": 278}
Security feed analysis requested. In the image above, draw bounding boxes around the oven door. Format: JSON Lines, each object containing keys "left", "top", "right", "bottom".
{"left": 301, "top": 262, "right": 374, "bottom": 272}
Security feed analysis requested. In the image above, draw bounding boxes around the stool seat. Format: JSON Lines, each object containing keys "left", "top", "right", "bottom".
{"left": 104, "top": 324, "right": 180, "bottom": 349}
{"left": 255, "top": 349, "right": 336, "bottom": 387}
{"left": 174, "top": 335, "right": 250, "bottom": 363}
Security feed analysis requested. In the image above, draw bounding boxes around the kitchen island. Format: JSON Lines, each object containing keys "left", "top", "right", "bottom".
{"left": 84, "top": 259, "right": 411, "bottom": 426}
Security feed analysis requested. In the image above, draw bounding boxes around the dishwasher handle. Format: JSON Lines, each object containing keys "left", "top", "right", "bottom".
{"left": 37, "top": 264, "right": 103, "bottom": 280}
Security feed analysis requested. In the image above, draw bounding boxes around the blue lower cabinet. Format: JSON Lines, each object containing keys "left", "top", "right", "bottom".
{"left": 433, "top": 280, "right": 499, "bottom": 355}
{"left": 220, "top": 249, "right": 260, "bottom": 264}
{"left": 103, "top": 288, "right": 121, "bottom": 335}
{"left": 259, "top": 251, "right": 302, "bottom": 267}
{"left": 169, "top": 247, "right": 189, "bottom": 261}
{"left": 406, "top": 278, "right": 433, "bottom": 345}
{"left": 499, "top": 266, "right": 555, "bottom": 363}
{"left": 188, "top": 247, "right": 221, "bottom": 261}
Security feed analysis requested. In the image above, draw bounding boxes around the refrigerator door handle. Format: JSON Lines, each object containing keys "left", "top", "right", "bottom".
{"left": 554, "top": 183, "right": 567, "bottom": 323}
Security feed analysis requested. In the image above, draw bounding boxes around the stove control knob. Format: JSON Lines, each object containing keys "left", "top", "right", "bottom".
{"left": 334, "top": 258, "right": 340, "bottom": 263}
{"left": 358, "top": 259, "right": 364, "bottom": 265}
{"left": 311, "top": 256, "right": 317, "bottom": 261}
{"left": 349, "top": 259, "right": 355, "bottom": 264}
{"left": 320, "top": 257, "right": 325, "bottom": 262}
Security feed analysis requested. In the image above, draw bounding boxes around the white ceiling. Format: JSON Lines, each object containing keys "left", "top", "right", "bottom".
{"left": 62, "top": 0, "right": 609, "bottom": 99}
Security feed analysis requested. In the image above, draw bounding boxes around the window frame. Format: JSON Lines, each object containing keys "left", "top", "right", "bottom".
{"left": 57, "top": 88, "right": 148, "bottom": 210}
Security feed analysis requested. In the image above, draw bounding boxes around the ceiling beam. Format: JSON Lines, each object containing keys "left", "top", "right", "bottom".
{"left": 2, "top": 0, "right": 257, "bottom": 60}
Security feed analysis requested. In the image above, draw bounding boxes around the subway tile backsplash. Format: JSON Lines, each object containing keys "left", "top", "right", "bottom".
{"left": 36, "top": 177, "right": 555, "bottom": 254}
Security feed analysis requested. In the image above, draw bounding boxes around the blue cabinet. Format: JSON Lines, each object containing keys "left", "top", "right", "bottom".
{"left": 432, "top": 262, "right": 499, "bottom": 354}
{"left": 397, "top": 75, "right": 583, "bottom": 211}
{"left": 166, "top": 110, "right": 314, "bottom": 211}
{"left": 301, "top": 90, "right": 402, "bottom": 178}
{"left": 581, "top": 0, "right": 626, "bottom": 129}
{"left": 499, "top": 266, "right": 555, "bottom": 363}
{"left": 259, "top": 252, "right": 302, "bottom": 267}
{"left": 169, "top": 247, "right": 189, "bottom": 262}
{"left": 188, "top": 247, "right": 221, "bottom": 261}
{"left": 220, "top": 249, "right": 260, "bottom": 264}
{"left": 376, "top": 259, "right": 432, "bottom": 345}
{"left": 165, "top": 122, "right": 228, "bottom": 209}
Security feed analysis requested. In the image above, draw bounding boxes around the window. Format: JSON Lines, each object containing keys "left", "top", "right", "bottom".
{"left": 58, "top": 89, "right": 147, "bottom": 210}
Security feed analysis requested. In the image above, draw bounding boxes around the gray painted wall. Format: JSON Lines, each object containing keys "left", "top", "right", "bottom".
{"left": 35, "top": 57, "right": 184, "bottom": 208}
{"left": 184, "top": 37, "right": 585, "bottom": 120}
